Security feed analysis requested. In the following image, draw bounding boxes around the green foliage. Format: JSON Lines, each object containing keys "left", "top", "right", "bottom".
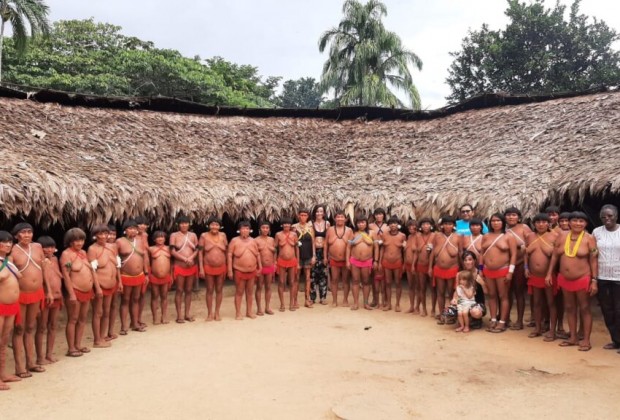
{"left": 318, "top": 0, "right": 423, "bottom": 109}
{"left": 276, "top": 77, "right": 323, "bottom": 108}
{"left": 0, "top": 0, "right": 51, "bottom": 80}
{"left": 1, "top": 19, "right": 279, "bottom": 107}
{"left": 446, "top": 0, "right": 620, "bottom": 103}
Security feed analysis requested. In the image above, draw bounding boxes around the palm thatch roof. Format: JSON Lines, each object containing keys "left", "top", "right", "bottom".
{"left": 1, "top": 86, "right": 619, "bottom": 227}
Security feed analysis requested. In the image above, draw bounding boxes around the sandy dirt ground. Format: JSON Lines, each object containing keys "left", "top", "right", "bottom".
{"left": 2, "top": 283, "right": 620, "bottom": 420}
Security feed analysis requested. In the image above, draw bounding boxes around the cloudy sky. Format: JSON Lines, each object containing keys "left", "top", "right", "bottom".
{"left": 43, "top": 0, "right": 620, "bottom": 109}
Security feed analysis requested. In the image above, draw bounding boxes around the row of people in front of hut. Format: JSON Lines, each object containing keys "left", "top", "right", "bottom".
{"left": 1, "top": 203, "right": 619, "bottom": 391}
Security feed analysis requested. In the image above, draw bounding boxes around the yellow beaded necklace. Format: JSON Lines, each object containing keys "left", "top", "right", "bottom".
{"left": 564, "top": 231, "right": 585, "bottom": 258}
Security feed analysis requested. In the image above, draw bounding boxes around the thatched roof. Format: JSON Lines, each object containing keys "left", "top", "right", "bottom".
{"left": 1, "top": 86, "right": 619, "bottom": 227}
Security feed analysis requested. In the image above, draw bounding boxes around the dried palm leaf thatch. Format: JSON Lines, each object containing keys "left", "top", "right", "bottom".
{"left": 1, "top": 90, "right": 619, "bottom": 228}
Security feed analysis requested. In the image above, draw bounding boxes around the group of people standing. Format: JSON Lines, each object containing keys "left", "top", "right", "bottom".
{"left": 1, "top": 203, "right": 619, "bottom": 391}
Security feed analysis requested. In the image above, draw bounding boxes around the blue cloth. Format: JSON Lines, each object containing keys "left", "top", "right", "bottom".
{"left": 456, "top": 219, "right": 488, "bottom": 236}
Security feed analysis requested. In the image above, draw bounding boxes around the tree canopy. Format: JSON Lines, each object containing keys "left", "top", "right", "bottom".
{"left": 318, "top": 0, "right": 423, "bottom": 109}
{"left": 446, "top": 0, "right": 620, "bottom": 103}
{"left": 276, "top": 77, "right": 323, "bottom": 108}
{"left": 0, "top": 0, "right": 50, "bottom": 81}
{"left": 1, "top": 19, "right": 280, "bottom": 107}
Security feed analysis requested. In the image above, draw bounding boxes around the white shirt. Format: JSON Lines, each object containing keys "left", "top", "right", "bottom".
{"left": 593, "top": 226, "right": 620, "bottom": 282}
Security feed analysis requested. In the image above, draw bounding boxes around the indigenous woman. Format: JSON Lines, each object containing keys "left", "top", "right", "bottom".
{"left": 61, "top": 228, "right": 102, "bottom": 357}
{"left": 0, "top": 231, "right": 21, "bottom": 390}
{"left": 275, "top": 218, "right": 299, "bottom": 311}
{"left": 87, "top": 225, "right": 120, "bottom": 348}
{"left": 415, "top": 218, "right": 436, "bottom": 317}
{"left": 380, "top": 217, "right": 406, "bottom": 312}
{"left": 480, "top": 213, "right": 517, "bottom": 333}
{"left": 346, "top": 215, "right": 379, "bottom": 310}
{"left": 404, "top": 220, "right": 418, "bottom": 313}
{"left": 524, "top": 214, "right": 558, "bottom": 340}
{"left": 148, "top": 231, "right": 172, "bottom": 324}
{"left": 369, "top": 209, "right": 388, "bottom": 307}
{"left": 255, "top": 221, "right": 276, "bottom": 316}
{"left": 547, "top": 212, "right": 598, "bottom": 351}
{"left": 460, "top": 218, "right": 483, "bottom": 260}
{"left": 593, "top": 205, "right": 620, "bottom": 352}
{"left": 293, "top": 209, "right": 315, "bottom": 308}
{"left": 198, "top": 218, "right": 228, "bottom": 321}
{"left": 310, "top": 205, "right": 330, "bottom": 305}
{"left": 504, "top": 207, "right": 532, "bottom": 330}
{"left": 428, "top": 216, "right": 460, "bottom": 324}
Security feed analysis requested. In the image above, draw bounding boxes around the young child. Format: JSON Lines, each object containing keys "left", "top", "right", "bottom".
{"left": 61, "top": 228, "right": 102, "bottom": 357}
{"left": 451, "top": 270, "right": 476, "bottom": 333}
{"left": 0, "top": 231, "right": 21, "bottom": 390}
{"left": 35, "top": 237, "right": 63, "bottom": 364}
{"left": 149, "top": 231, "right": 172, "bottom": 325}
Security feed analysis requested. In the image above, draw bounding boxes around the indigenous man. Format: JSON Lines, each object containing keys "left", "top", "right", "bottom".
{"left": 227, "top": 221, "right": 261, "bottom": 320}
{"left": 275, "top": 218, "right": 299, "bottom": 311}
{"left": 324, "top": 211, "right": 353, "bottom": 306}
{"left": 198, "top": 217, "right": 228, "bottom": 321}
{"left": 504, "top": 207, "right": 533, "bottom": 330}
{"left": 106, "top": 225, "right": 121, "bottom": 340}
{"left": 428, "top": 216, "right": 461, "bottom": 323}
{"left": 293, "top": 209, "right": 315, "bottom": 308}
{"left": 369, "top": 208, "right": 388, "bottom": 307}
{"left": 170, "top": 216, "right": 198, "bottom": 323}
{"left": 0, "top": 231, "right": 22, "bottom": 390}
{"left": 117, "top": 219, "right": 149, "bottom": 334}
{"left": 10, "top": 223, "right": 51, "bottom": 377}
{"left": 380, "top": 217, "right": 406, "bottom": 312}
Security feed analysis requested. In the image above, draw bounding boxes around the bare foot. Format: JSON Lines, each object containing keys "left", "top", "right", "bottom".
{"left": 36, "top": 358, "right": 50, "bottom": 366}
{"left": 161, "top": 319, "right": 169, "bottom": 324}
{"left": 463, "top": 328, "right": 470, "bottom": 333}
{"left": 382, "top": 305, "right": 392, "bottom": 311}
{"left": 420, "top": 309, "right": 428, "bottom": 317}
{"left": 342, "top": 301, "right": 350, "bottom": 307}
{"left": 206, "top": 314, "right": 214, "bottom": 322}
{"left": 1, "top": 374, "right": 21, "bottom": 383}
{"left": 265, "top": 309, "right": 274, "bottom": 315}
{"left": 431, "top": 310, "right": 436, "bottom": 318}
{"left": 45, "top": 355, "right": 58, "bottom": 363}
{"left": 105, "top": 334, "right": 118, "bottom": 341}
{"left": 305, "top": 300, "right": 313, "bottom": 308}
{"left": 279, "top": 306, "right": 285, "bottom": 312}
{"left": 93, "top": 341, "right": 111, "bottom": 348}
{"left": 215, "top": 313, "right": 222, "bottom": 321}
{"left": 332, "top": 302, "right": 338, "bottom": 307}
{"left": 235, "top": 315, "right": 244, "bottom": 320}
{"left": 184, "top": 316, "right": 195, "bottom": 322}
{"left": 153, "top": 320, "right": 161, "bottom": 325}
{"left": 395, "top": 305, "right": 401, "bottom": 312}
{"left": 406, "top": 307, "right": 415, "bottom": 314}
{"left": 413, "top": 308, "right": 420, "bottom": 314}
{"left": 364, "top": 304, "right": 373, "bottom": 310}
{"left": 0, "top": 382, "right": 10, "bottom": 391}
{"left": 350, "top": 305, "right": 359, "bottom": 310}
{"left": 257, "top": 311, "right": 264, "bottom": 316}
{"left": 289, "top": 306, "right": 296, "bottom": 311}
{"left": 455, "top": 327, "right": 464, "bottom": 332}
{"left": 247, "top": 313, "right": 257, "bottom": 319}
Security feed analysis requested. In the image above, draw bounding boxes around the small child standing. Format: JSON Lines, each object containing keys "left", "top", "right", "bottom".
{"left": 452, "top": 270, "right": 476, "bottom": 333}
{"left": 35, "top": 237, "right": 63, "bottom": 364}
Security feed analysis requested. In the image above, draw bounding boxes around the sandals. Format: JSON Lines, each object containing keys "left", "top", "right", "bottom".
{"left": 16, "top": 371, "right": 33, "bottom": 378}
{"left": 603, "top": 342, "right": 620, "bottom": 350}
{"left": 490, "top": 320, "right": 507, "bottom": 333}
{"left": 119, "top": 329, "right": 128, "bottom": 335}
{"left": 28, "top": 365, "right": 46, "bottom": 373}
{"left": 559, "top": 341, "right": 578, "bottom": 347}
{"left": 528, "top": 331, "right": 542, "bottom": 338}
{"left": 510, "top": 322, "right": 524, "bottom": 331}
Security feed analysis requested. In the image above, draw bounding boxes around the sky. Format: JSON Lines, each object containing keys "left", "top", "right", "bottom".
{"left": 38, "top": 0, "right": 620, "bottom": 109}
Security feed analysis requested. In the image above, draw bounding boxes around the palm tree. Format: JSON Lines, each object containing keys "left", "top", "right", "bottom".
{"left": 318, "top": 0, "right": 423, "bottom": 109}
{"left": 0, "top": 0, "right": 50, "bottom": 82}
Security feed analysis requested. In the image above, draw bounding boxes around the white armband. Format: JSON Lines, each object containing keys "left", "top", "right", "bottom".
{"left": 91, "top": 260, "right": 99, "bottom": 271}
{"left": 116, "top": 256, "right": 122, "bottom": 268}
{"left": 508, "top": 264, "right": 515, "bottom": 273}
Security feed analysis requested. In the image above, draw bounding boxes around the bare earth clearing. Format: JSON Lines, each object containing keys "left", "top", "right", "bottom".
{"left": 2, "top": 284, "right": 619, "bottom": 420}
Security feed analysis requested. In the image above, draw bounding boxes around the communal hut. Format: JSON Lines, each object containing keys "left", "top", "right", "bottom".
{"left": 1, "top": 86, "right": 619, "bottom": 234}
